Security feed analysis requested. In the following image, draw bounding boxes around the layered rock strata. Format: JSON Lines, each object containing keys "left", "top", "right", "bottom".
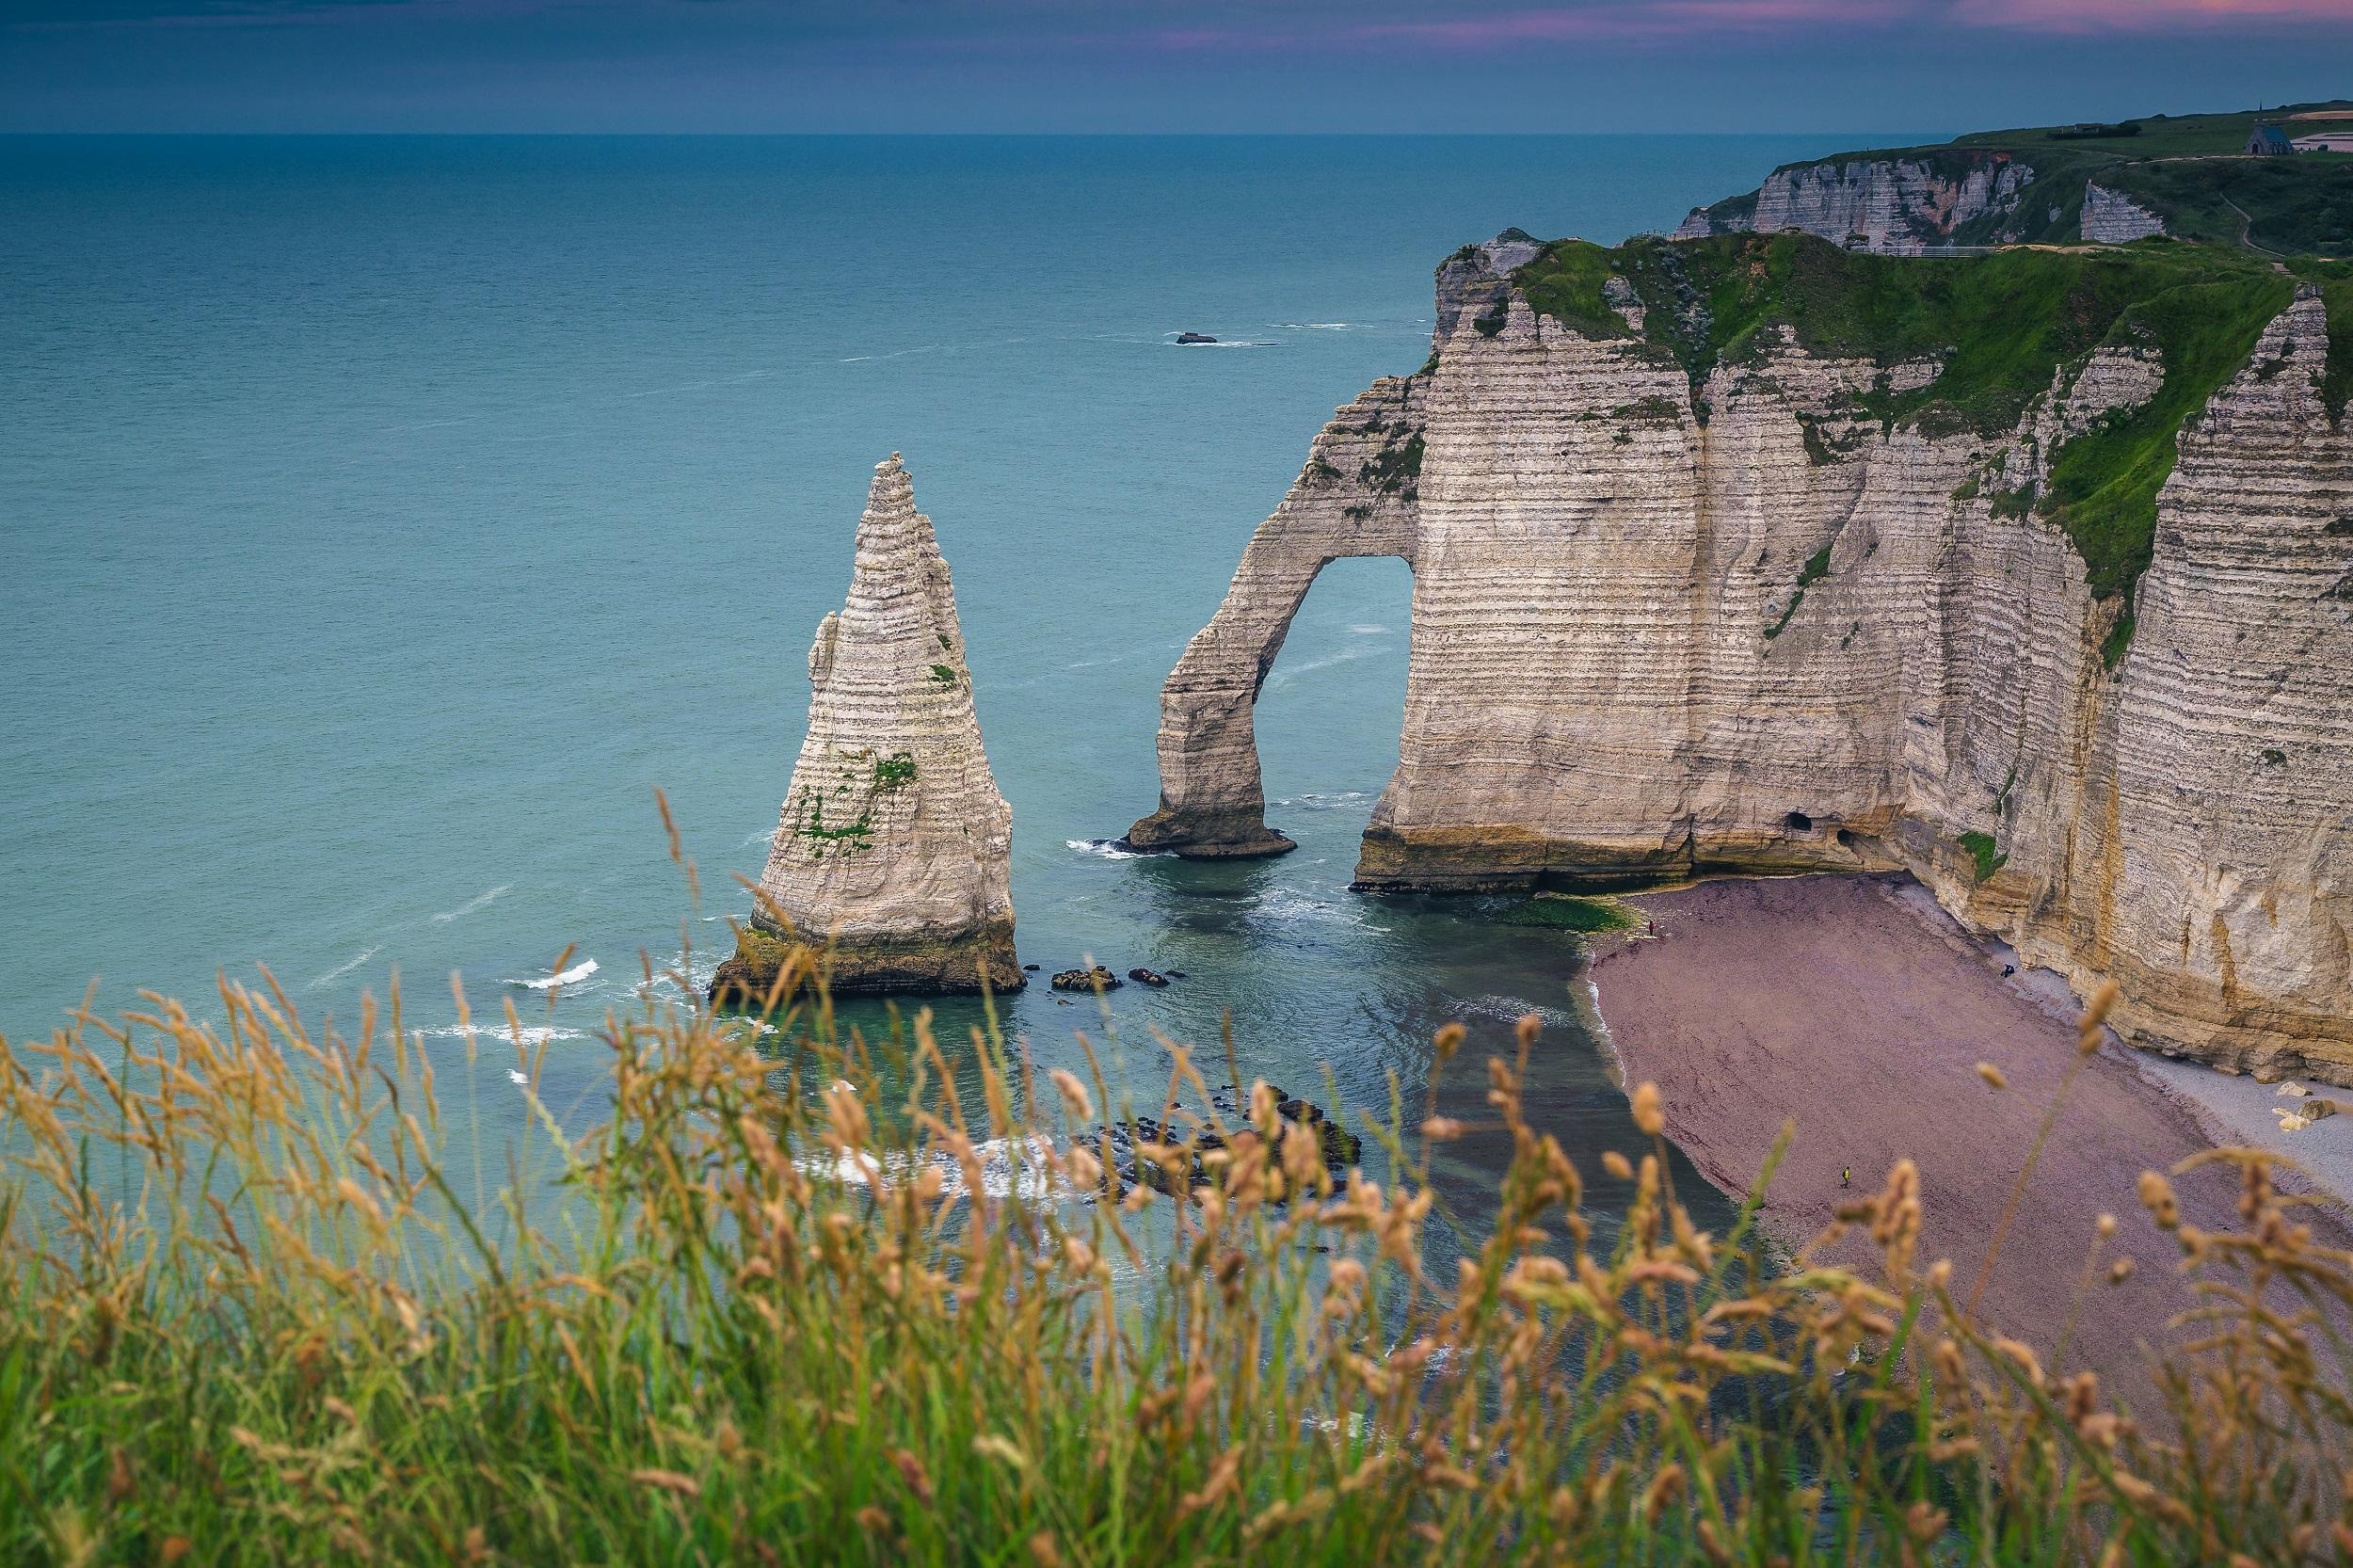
{"left": 1136, "top": 248, "right": 2353, "bottom": 1080}
{"left": 715, "top": 455, "right": 1021, "bottom": 1000}
{"left": 1673, "top": 153, "right": 2041, "bottom": 254}
{"left": 2081, "top": 183, "right": 2168, "bottom": 245}
{"left": 1121, "top": 375, "right": 1427, "bottom": 856}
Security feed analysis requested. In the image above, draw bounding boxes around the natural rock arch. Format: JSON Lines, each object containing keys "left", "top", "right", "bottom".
{"left": 1123, "top": 376, "right": 1425, "bottom": 856}
{"left": 1128, "top": 234, "right": 2353, "bottom": 1080}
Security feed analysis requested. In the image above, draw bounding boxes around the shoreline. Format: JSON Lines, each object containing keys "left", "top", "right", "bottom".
{"left": 1585, "top": 872, "right": 2353, "bottom": 1413}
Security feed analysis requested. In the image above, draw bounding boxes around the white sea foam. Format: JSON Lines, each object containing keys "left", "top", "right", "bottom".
{"left": 739, "top": 826, "right": 777, "bottom": 849}
{"left": 1265, "top": 645, "right": 1378, "bottom": 686}
{"left": 800, "top": 1134, "right": 1064, "bottom": 1201}
{"left": 632, "top": 950, "right": 719, "bottom": 1001}
{"left": 1453, "top": 995, "right": 1579, "bottom": 1032}
{"left": 416, "top": 1024, "right": 586, "bottom": 1047}
{"left": 308, "top": 946, "right": 381, "bottom": 989}
{"left": 1251, "top": 888, "right": 1385, "bottom": 933}
{"left": 433, "top": 883, "right": 511, "bottom": 923}
{"left": 519, "top": 958, "right": 599, "bottom": 990}
{"left": 1281, "top": 322, "right": 1356, "bottom": 329}
{"left": 1269, "top": 790, "right": 1374, "bottom": 811}
{"left": 1066, "top": 838, "right": 1144, "bottom": 860}
{"left": 508, "top": 1069, "right": 530, "bottom": 1086}
{"left": 1349, "top": 623, "right": 1392, "bottom": 635}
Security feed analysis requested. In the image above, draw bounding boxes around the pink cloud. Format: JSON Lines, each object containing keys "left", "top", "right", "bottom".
{"left": 1148, "top": 0, "right": 2352, "bottom": 54}
{"left": 1359, "top": 0, "right": 1900, "bottom": 48}
{"left": 1955, "top": 0, "right": 2353, "bottom": 27}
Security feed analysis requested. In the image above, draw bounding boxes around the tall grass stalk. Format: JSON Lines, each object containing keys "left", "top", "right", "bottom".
{"left": 4, "top": 921, "right": 2351, "bottom": 1563}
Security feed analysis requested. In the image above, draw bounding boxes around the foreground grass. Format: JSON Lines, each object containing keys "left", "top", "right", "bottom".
{"left": 6, "top": 890, "right": 2353, "bottom": 1563}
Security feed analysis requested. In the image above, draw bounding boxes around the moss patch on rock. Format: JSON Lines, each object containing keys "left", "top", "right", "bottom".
{"left": 1959, "top": 830, "right": 2009, "bottom": 884}
{"left": 1496, "top": 894, "right": 1636, "bottom": 934}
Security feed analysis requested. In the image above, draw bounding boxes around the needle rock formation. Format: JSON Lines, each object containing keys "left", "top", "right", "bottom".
{"left": 713, "top": 455, "right": 1021, "bottom": 1000}
{"left": 1133, "top": 231, "right": 2353, "bottom": 1082}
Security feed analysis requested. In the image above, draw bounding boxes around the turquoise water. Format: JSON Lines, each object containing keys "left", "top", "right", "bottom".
{"left": 2, "top": 135, "right": 1881, "bottom": 1243}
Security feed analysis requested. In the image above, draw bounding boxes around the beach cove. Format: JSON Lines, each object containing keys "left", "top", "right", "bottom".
{"left": 1590, "top": 871, "right": 2353, "bottom": 1410}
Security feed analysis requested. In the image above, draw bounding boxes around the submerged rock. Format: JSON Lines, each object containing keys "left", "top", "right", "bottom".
{"left": 712, "top": 454, "right": 1022, "bottom": 1000}
{"left": 1127, "top": 968, "right": 1170, "bottom": 987}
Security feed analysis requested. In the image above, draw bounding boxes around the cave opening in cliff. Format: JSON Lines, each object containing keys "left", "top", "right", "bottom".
{"left": 1785, "top": 811, "right": 1815, "bottom": 833}
{"left": 1249, "top": 555, "right": 1414, "bottom": 822}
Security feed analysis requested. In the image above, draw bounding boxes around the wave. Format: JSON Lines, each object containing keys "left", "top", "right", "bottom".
{"left": 802, "top": 1134, "right": 1064, "bottom": 1201}
{"left": 739, "top": 826, "right": 777, "bottom": 849}
{"left": 633, "top": 950, "right": 719, "bottom": 1002}
{"left": 1451, "top": 994, "right": 1580, "bottom": 1032}
{"left": 1178, "top": 340, "right": 1283, "bottom": 349}
{"left": 416, "top": 1024, "right": 586, "bottom": 1047}
{"left": 307, "top": 946, "right": 381, "bottom": 989}
{"left": 1067, "top": 838, "right": 1145, "bottom": 860}
{"left": 1250, "top": 888, "right": 1387, "bottom": 934}
{"left": 1269, "top": 790, "right": 1375, "bottom": 811}
{"left": 433, "top": 883, "right": 511, "bottom": 923}
{"left": 1349, "top": 623, "right": 1392, "bottom": 635}
{"left": 1264, "top": 645, "right": 1381, "bottom": 687}
{"left": 517, "top": 958, "right": 598, "bottom": 990}
{"left": 1280, "top": 322, "right": 1356, "bottom": 329}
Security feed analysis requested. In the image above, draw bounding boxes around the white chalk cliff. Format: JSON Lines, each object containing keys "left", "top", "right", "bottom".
{"left": 1674, "top": 153, "right": 2045, "bottom": 254}
{"left": 717, "top": 455, "right": 1021, "bottom": 999}
{"left": 1133, "top": 237, "right": 2353, "bottom": 1081}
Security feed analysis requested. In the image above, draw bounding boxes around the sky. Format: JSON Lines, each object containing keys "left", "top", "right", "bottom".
{"left": 3, "top": 0, "right": 2351, "bottom": 135}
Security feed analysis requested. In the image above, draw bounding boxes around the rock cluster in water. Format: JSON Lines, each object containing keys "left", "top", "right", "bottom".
{"left": 712, "top": 454, "right": 1021, "bottom": 1001}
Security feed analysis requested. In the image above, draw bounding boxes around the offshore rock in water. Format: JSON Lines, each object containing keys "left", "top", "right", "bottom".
{"left": 1097, "top": 1084, "right": 1363, "bottom": 1196}
{"left": 1127, "top": 967, "right": 1170, "bottom": 987}
{"left": 712, "top": 454, "right": 1022, "bottom": 1001}
{"left": 1050, "top": 966, "right": 1121, "bottom": 992}
{"left": 1176, "top": 332, "right": 1218, "bottom": 344}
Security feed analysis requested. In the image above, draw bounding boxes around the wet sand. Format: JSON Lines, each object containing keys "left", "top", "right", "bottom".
{"left": 1591, "top": 872, "right": 2353, "bottom": 1414}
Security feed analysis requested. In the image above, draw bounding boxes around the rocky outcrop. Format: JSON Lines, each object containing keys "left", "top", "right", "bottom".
{"left": 1139, "top": 255, "right": 2353, "bottom": 1080}
{"left": 1122, "top": 375, "right": 1428, "bottom": 856}
{"left": 716, "top": 454, "right": 1021, "bottom": 1000}
{"left": 1674, "top": 153, "right": 2041, "bottom": 254}
{"left": 2081, "top": 182, "right": 2167, "bottom": 245}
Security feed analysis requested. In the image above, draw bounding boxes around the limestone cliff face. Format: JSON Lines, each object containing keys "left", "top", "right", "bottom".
{"left": 1122, "top": 376, "right": 1427, "bottom": 856}
{"left": 2081, "top": 183, "right": 2168, "bottom": 245}
{"left": 719, "top": 455, "right": 1021, "bottom": 999}
{"left": 1674, "top": 153, "right": 2042, "bottom": 254}
{"left": 1139, "top": 267, "right": 2353, "bottom": 1080}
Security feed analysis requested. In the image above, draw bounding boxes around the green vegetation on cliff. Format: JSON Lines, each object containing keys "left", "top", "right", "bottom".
{"left": 1681, "top": 101, "right": 2353, "bottom": 258}
{"left": 1515, "top": 232, "right": 2310, "bottom": 602}
{"left": 1958, "top": 829, "right": 2008, "bottom": 883}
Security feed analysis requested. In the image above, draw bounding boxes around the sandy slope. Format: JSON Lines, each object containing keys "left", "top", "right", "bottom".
{"left": 1590, "top": 872, "right": 2353, "bottom": 1416}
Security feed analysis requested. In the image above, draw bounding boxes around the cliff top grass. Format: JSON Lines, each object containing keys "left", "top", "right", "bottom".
{"left": 1515, "top": 231, "right": 2321, "bottom": 600}
{"left": 7, "top": 877, "right": 2353, "bottom": 1566}
{"left": 1688, "top": 100, "right": 2353, "bottom": 257}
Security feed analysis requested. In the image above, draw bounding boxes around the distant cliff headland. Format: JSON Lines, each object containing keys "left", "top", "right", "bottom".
{"left": 1132, "top": 111, "right": 2353, "bottom": 1084}
{"left": 1672, "top": 100, "right": 2353, "bottom": 256}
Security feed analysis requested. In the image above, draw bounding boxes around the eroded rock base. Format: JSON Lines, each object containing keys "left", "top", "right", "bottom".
{"left": 709, "top": 918, "right": 1024, "bottom": 1005}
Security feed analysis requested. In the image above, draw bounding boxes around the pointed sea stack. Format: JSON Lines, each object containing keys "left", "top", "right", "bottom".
{"left": 712, "top": 455, "right": 1021, "bottom": 1001}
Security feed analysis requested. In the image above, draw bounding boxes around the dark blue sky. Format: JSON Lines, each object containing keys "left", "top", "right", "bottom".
{"left": 4, "top": 0, "right": 2349, "bottom": 135}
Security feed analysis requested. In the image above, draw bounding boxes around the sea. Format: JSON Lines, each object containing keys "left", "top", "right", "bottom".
{"left": 1, "top": 135, "right": 1913, "bottom": 1258}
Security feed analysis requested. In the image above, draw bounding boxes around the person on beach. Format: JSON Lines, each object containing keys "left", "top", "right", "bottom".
{"left": 1841, "top": 1166, "right": 1851, "bottom": 1189}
